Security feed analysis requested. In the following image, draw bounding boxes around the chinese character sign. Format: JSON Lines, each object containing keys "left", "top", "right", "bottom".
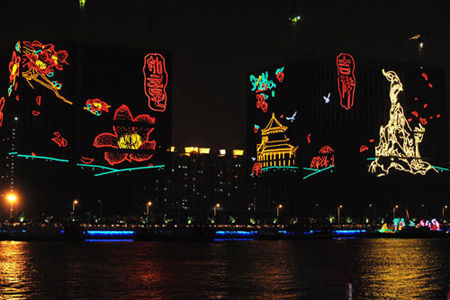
{"left": 143, "top": 53, "right": 168, "bottom": 112}
{"left": 336, "top": 53, "right": 356, "bottom": 110}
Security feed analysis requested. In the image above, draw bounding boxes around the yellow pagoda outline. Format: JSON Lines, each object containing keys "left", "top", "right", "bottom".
{"left": 257, "top": 113, "right": 298, "bottom": 167}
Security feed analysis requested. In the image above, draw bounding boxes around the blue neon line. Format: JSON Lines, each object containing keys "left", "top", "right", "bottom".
{"left": 76, "top": 163, "right": 117, "bottom": 171}
{"left": 302, "top": 165, "right": 335, "bottom": 180}
{"left": 87, "top": 230, "right": 134, "bottom": 236}
{"left": 8, "top": 152, "right": 18, "bottom": 155}
{"left": 85, "top": 239, "right": 134, "bottom": 242}
{"left": 262, "top": 166, "right": 299, "bottom": 171}
{"left": 16, "top": 154, "right": 69, "bottom": 163}
{"left": 213, "top": 238, "right": 254, "bottom": 241}
{"left": 215, "top": 231, "right": 258, "bottom": 236}
{"left": 94, "top": 165, "right": 165, "bottom": 177}
{"left": 366, "top": 158, "right": 376, "bottom": 161}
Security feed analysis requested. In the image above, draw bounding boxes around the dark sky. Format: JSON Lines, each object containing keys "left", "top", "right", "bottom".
{"left": 1, "top": 0, "right": 449, "bottom": 150}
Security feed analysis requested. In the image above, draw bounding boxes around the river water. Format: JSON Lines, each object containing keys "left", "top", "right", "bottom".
{"left": 0, "top": 239, "right": 449, "bottom": 299}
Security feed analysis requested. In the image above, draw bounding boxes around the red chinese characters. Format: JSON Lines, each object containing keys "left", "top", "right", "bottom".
{"left": 336, "top": 53, "right": 356, "bottom": 110}
{"left": 143, "top": 53, "right": 168, "bottom": 112}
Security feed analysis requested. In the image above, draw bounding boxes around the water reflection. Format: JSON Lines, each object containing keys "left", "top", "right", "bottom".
{"left": 0, "top": 239, "right": 448, "bottom": 299}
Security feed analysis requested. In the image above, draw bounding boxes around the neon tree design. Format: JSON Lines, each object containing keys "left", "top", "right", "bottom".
{"left": 93, "top": 104, "right": 156, "bottom": 166}
{"left": 336, "top": 53, "right": 356, "bottom": 110}
{"left": 253, "top": 124, "right": 260, "bottom": 133}
{"left": 8, "top": 50, "right": 21, "bottom": 96}
{"left": 257, "top": 113, "right": 297, "bottom": 168}
{"left": 84, "top": 98, "right": 110, "bottom": 116}
{"left": 252, "top": 162, "right": 262, "bottom": 177}
{"left": 369, "top": 70, "right": 436, "bottom": 176}
{"left": 143, "top": 53, "right": 168, "bottom": 112}
{"left": 310, "top": 146, "right": 335, "bottom": 169}
{"left": 0, "top": 97, "right": 5, "bottom": 127}
{"left": 51, "top": 132, "right": 68, "bottom": 147}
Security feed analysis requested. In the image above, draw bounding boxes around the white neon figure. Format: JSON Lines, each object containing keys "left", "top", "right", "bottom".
{"left": 251, "top": 157, "right": 256, "bottom": 161}
{"left": 323, "top": 92, "right": 331, "bottom": 104}
{"left": 286, "top": 111, "right": 297, "bottom": 122}
{"left": 369, "top": 69, "right": 437, "bottom": 176}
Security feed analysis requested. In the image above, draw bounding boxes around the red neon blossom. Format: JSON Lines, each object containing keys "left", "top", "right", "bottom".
{"left": 93, "top": 104, "right": 156, "bottom": 166}
{"left": 51, "top": 131, "right": 67, "bottom": 147}
{"left": 360, "top": 145, "right": 369, "bottom": 153}
{"left": 36, "top": 96, "right": 41, "bottom": 105}
{"left": 252, "top": 163, "right": 262, "bottom": 177}
{"left": 80, "top": 156, "right": 94, "bottom": 164}
{"left": 32, "top": 110, "right": 40, "bottom": 116}
{"left": 306, "top": 133, "right": 311, "bottom": 144}
{"left": 411, "top": 111, "right": 419, "bottom": 118}
{"left": 310, "top": 146, "right": 335, "bottom": 169}
{"left": 369, "top": 139, "right": 374, "bottom": 143}
{"left": 419, "top": 117, "right": 428, "bottom": 125}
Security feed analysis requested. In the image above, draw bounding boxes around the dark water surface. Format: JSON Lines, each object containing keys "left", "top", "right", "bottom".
{"left": 0, "top": 239, "right": 449, "bottom": 299}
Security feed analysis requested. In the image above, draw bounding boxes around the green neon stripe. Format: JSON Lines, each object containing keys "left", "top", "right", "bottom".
{"left": 76, "top": 163, "right": 117, "bottom": 171}
{"left": 262, "top": 166, "right": 299, "bottom": 171}
{"left": 8, "top": 152, "right": 18, "bottom": 155}
{"left": 303, "top": 165, "right": 335, "bottom": 180}
{"left": 94, "top": 165, "right": 165, "bottom": 177}
{"left": 431, "top": 165, "right": 449, "bottom": 172}
{"left": 16, "top": 154, "right": 69, "bottom": 163}
{"left": 366, "top": 157, "right": 376, "bottom": 161}
{"left": 302, "top": 167, "right": 319, "bottom": 171}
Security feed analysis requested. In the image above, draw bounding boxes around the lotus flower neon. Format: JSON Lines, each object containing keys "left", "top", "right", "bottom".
{"left": 93, "top": 105, "right": 156, "bottom": 166}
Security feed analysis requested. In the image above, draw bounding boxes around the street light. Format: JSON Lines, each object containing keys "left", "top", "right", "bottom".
{"left": 338, "top": 205, "right": 343, "bottom": 226}
{"left": 442, "top": 205, "right": 448, "bottom": 219}
{"left": 147, "top": 201, "right": 152, "bottom": 215}
{"left": 73, "top": 199, "right": 78, "bottom": 213}
{"left": 6, "top": 193, "right": 17, "bottom": 220}
{"left": 214, "top": 203, "right": 220, "bottom": 217}
{"left": 393, "top": 204, "right": 399, "bottom": 218}
{"left": 277, "top": 204, "right": 283, "bottom": 218}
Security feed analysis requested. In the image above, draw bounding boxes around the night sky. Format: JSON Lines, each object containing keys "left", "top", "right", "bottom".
{"left": 1, "top": 0, "right": 449, "bottom": 150}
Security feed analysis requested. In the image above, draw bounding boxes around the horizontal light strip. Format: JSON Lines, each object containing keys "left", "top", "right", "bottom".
{"left": 15, "top": 154, "right": 69, "bottom": 163}
{"left": 76, "top": 163, "right": 117, "bottom": 171}
{"left": 94, "top": 165, "right": 165, "bottom": 177}
{"left": 302, "top": 165, "right": 335, "bottom": 180}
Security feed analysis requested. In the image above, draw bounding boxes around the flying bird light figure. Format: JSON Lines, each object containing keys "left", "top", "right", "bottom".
{"left": 323, "top": 92, "right": 331, "bottom": 104}
{"left": 286, "top": 111, "right": 297, "bottom": 122}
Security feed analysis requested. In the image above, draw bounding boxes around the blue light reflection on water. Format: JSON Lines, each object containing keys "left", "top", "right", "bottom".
{"left": 86, "top": 230, "right": 134, "bottom": 236}
{"left": 85, "top": 239, "right": 134, "bottom": 242}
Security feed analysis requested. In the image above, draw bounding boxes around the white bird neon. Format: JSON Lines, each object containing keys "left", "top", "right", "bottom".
{"left": 323, "top": 92, "right": 331, "bottom": 104}
{"left": 286, "top": 111, "right": 297, "bottom": 122}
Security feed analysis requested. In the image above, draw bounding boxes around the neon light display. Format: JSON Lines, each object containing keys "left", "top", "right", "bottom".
{"left": 336, "top": 53, "right": 356, "bottom": 110}
{"left": 257, "top": 113, "right": 297, "bottom": 168}
{"left": 80, "top": 156, "right": 94, "bottom": 164}
{"left": 93, "top": 104, "right": 156, "bottom": 166}
{"left": 302, "top": 165, "right": 335, "bottom": 180}
{"left": 84, "top": 98, "right": 110, "bottom": 116}
{"left": 306, "top": 133, "right": 311, "bottom": 144}
{"left": 360, "top": 145, "right": 369, "bottom": 153}
{"left": 369, "top": 70, "right": 436, "bottom": 176}
{"left": 51, "top": 131, "right": 68, "bottom": 147}
{"left": 252, "top": 162, "right": 262, "bottom": 177}
{"left": 0, "top": 97, "right": 4, "bottom": 127}
{"left": 8, "top": 51, "right": 21, "bottom": 96}
{"left": 285, "top": 111, "right": 297, "bottom": 123}
{"left": 310, "top": 146, "right": 335, "bottom": 169}
{"left": 323, "top": 92, "right": 331, "bottom": 104}
{"left": 93, "top": 165, "right": 164, "bottom": 177}
{"left": 249, "top": 67, "right": 284, "bottom": 113}
{"left": 143, "top": 53, "right": 168, "bottom": 112}
{"left": 253, "top": 124, "right": 260, "bottom": 133}
{"left": 87, "top": 230, "right": 134, "bottom": 236}
{"left": 20, "top": 41, "right": 72, "bottom": 105}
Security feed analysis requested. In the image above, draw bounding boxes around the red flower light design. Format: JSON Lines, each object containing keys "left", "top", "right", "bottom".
{"left": 93, "top": 104, "right": 156, "bottom": 166}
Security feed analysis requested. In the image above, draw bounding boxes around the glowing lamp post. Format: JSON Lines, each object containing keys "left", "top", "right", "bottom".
{"left": 442, "top": 205, "right": 448, "bottom": 219}
{"left": 73, "top": 200, "right": 78, "bottom": 213}
{"left": 6, "top": 193, "right": 17, "bottom": 220}
{"left": 338, "top": 205, "right": 343, "bottom": 226}
{"left": 393, "top": 205, "right": 399, "bottom": 218}
{"left": 277, "top": 204, "right": 283, "bottom": 218}
{"left": 147, "top": 201, "right": 152, "bottom": 215}
{"left": 214, "top": 203, "right": 220, "bottom": 218}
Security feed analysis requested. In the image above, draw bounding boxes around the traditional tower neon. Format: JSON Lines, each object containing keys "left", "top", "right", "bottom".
{"left": 369, "top": 69, "right": 436, "bottom": 176}
{"left": 257, "top": 113, "right": 297, "bottom": 168}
